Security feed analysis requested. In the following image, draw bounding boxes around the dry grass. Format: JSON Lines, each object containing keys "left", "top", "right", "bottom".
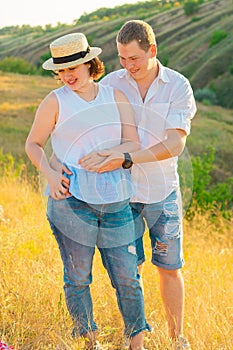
{"left": 0, "top": 71, "right": 232, "bottom": 349}
{"left": 0, "top": 176, "right": 232, "bottom": 350}
{"left": 0, "top": 72, "right": 57, "bottom": 157}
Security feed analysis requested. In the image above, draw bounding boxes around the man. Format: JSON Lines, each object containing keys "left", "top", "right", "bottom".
{"left": 80, "top": 20, "right": 196, "bottom": 349}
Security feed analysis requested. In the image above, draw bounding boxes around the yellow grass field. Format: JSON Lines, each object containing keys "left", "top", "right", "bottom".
{"left": 0, "top": 176, "right": 232, "bottom": 350}
{"left": 0, "top": 72, "right": 233, "bottom": 349}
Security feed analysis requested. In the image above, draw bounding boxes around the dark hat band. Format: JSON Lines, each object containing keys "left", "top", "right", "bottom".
{"left": 52, "top": 46, "right": 90, "bottom": 64}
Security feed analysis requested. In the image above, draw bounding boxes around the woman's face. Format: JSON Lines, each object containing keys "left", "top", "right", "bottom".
{"left": 56, "top": 63, "right": 91, "bottom": 91}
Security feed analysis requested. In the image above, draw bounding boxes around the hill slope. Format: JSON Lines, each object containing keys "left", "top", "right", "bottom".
{"left": 0, "top": 0, "right": 232, "bottom": 108}
{"left": 0, "top": 72, "right": 232, "bottom": 183}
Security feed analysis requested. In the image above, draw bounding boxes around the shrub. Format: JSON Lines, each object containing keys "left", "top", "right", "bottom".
{"left": 157, "top": 52, "right": 169, "bottom": 66}
{"left": 187, "top": 147, "right": 233, "bottom": 219}
{"left": 38, "top": 52, "right": 53, "bottom": 76}
{"left": 229, "top": 60, "right": 233, "bottom": 75}
{"left": 191, "top": 16, "right": 201, "bottom": 22}
{"left": 210, "top": 179, "right": 233, "bottom": 212}
{"left": 163, "top": 3, "right": 172, "bottom": 9}
{"left": 209, "top": 30, "right": 227, "bottom": 48}
{"left": 191, "top": 147, "right": 215, "bottom": 206}
{"left": 194, "top": 87, "right": 218, "bottom": 105}
{"left": 211, "top": 74, "right": 233, "bottom": 109}
{"left": 183, "top": 0, "right": 199, "bottom": 15}
{"left": 0, "top": 56, "right": 38, "bottom": 75}
{"left": 0, "top": 150, "right": 25, "bottom": 178}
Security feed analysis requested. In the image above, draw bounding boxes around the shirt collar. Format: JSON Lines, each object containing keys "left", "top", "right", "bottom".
{"left": 157, "top": 60, "right": 170, "bottom": 83}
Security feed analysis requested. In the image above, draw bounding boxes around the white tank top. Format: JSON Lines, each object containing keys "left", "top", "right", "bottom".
{"left": 51, "top": 84, "right": 134, "bottom": 204}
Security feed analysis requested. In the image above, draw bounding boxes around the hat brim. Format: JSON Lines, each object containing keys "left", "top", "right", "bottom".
{"left": 42, "top": 47, "right": 102, "bottom": 70}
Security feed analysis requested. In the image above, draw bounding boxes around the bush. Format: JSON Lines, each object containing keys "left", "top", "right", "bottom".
{"left": 209, "top": 30, "right": 227, "bottom": 48}
{"left": 157, "top": 52, "right": 169, "bottom": 66}
{"left": 191, "top": 16, "right": 201, "bottom": 22}
{"left": 194, "top": 87, "right": 218, "bottom": 105}
{"left": 211, "top": 73, "right": 233, "bottom": 109}
{"left": 183, "top": 0, "right": 199, "bottom": 15}
{"left": 38, "top": 52, "right": 53, "bottom": 76}
{"left": 229, "top": 60, "right": 233, "bottom": 75}
{"left": 0, "top": 150, "right": 25, "bottom": 178}
{"left": 188, "top": 147, "right": 233, "bottom": 219}
{"left": 0, "top": 57, "right": 38, "bottom": 75}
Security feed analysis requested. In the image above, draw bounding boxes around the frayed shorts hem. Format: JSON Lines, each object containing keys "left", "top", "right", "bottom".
{"left": 151, "top": 259, "right": 185, "bottom": 270}
{"left": 126, "top": 323, "right": 152, "bottom": 339}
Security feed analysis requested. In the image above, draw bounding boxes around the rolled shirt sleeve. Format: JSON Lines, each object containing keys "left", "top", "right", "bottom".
{"left": 166, "top": 76, "right": 197, "bottom": 135}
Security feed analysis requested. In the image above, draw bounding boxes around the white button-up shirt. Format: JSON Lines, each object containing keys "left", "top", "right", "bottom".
{"left": 100, "top": 60, "right": 197, "bottom": 203}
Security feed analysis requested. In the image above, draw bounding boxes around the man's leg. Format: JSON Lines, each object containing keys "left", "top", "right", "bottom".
{"left": 157, "top": 267, "right": 184, "bottom": 339}
{"left": 143, "top": 190, "right": 190, "bottom": 347}
{"left": 137, "top": 263, "right": 184, "bottom": 339}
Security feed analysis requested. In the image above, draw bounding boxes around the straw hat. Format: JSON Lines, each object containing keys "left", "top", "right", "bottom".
{"left": 42, "top": 32, "right": 102, "bottom": 70}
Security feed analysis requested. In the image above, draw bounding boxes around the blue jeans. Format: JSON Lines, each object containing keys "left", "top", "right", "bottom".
{"left": 47, "top": 196, "right": 150, "bottom": 338}
{"left": 131, "top": 190, "right": 184, "bottom": 270}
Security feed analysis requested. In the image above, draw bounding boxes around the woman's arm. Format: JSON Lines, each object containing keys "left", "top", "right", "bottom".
{"left": 25, "top": 92, "right": 69, "bottom": 199}
{"left": 112, "top": 89, "right": 140, "bottom": 152}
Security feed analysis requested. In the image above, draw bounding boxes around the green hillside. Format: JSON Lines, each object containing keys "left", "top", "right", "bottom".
{"left": 0, "top": 72, "right": 232, "bottom": 182}
{"left": 0, "top": 0, "right": 232, "bottom": 108}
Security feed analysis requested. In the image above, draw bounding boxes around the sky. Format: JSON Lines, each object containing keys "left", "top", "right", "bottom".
{"left": 1, "top": 0, "right": 140, "bottom": 28}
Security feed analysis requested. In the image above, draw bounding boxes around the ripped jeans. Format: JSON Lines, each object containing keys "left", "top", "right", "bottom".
{"left": 47, "top": 196, "right": 150, "bottom": 338}
{"left": 131, "top": 189, "right": 184, "bottom": 270}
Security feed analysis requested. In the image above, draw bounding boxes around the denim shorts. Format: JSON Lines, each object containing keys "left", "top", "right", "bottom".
{"left": 130, "top": 190, "right": 184, "bottom": 270}
{"left": 47, "top": 196, "right": 136, "bottom": 248}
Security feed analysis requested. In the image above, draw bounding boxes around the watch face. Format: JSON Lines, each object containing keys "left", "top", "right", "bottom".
{"left": 122, "top": 152, "right": 133, "bottom": 169}
{"left": 122, "top": 159, "right": 133, "bottom": 169}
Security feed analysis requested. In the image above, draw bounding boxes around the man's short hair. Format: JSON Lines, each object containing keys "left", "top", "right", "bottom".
{"left": 116, "top": 20, "right": 156, "bottom": 52}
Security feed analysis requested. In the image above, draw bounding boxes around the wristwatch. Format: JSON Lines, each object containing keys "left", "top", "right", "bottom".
{"left": 122, "top": 152, "right": 133, "bottom": 169}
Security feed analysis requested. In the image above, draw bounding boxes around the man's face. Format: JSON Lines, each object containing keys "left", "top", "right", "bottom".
{"left": 117, "top": 40, "right": 156, "bottom": 81}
